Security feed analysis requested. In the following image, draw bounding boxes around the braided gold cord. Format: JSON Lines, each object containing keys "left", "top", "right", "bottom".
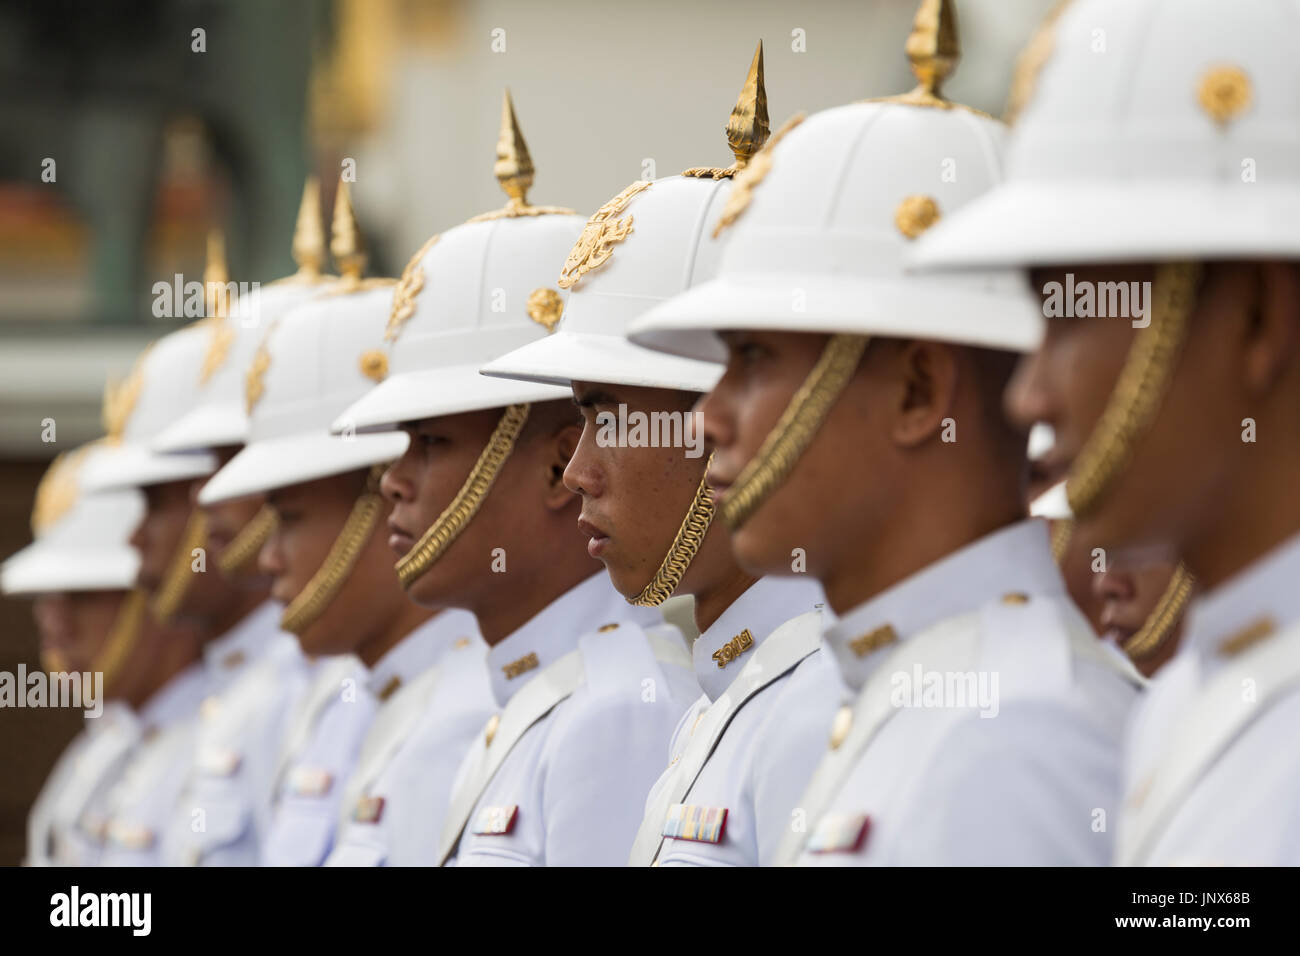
{"left": 395, "top": 404, "right": 532, "bottom": 587}
{"left": 151, "top": 511, "right": 209, "bottom": 623}
{"left": 280, "top": 468, "right": 386, "bottom": 636}
{"left": 1121, "top": 562, "right": 1195, "bottom": 661}
{"left": 630, "top": 454, "right": 717, "bottom": 607}
{"left": 1050, "top": 520, "right": 1193, "bottom": 666}
{"left": 1065, "top": 262, "right": 1202, "bottom": 519}
{"left": 721, "top": 334, "right": 869, "bottom": 531}
{"left": 1050, "top": 517, "right": 1073, "bottom": 562}
{"left": 217, "top": 505, "right": 278, "bottom": 578}
{"left": 92, "top": 588, "right": 147, "bottom": 691}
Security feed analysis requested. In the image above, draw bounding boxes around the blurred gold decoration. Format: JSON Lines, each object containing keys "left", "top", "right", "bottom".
{"left": 203, "top": 228, "right": 230, "bottom": 319}
{"left": 525, "top": 287, "right": 563, "bottom": 332}
{"left": 307, "top": 0, "right": 398, "bottom": 143}
{"left": 1065, "top": 263, "right": 1201, "bottom": 519}
{"left": 557, "top": 180, "right": 653, "bottom": 290}
{"left": 359, "top": 349, "right": 389, "bottom": 381}
{"left": 217, "top": 506, "right": 278, "bottom": 578}
{"left": 894, "top": 195, "right": 941, "bottom": 239}
{"left": 31, "top": 449, "right": 82, "bottom": 536}
{"left": 331, "top": 181, "right": 368, "bottom": 283}
{"left": 903, "top": 0, "right": 959, "bottom": 104}
{"left": 103, "top": 346, "right": 151, "bottom": 443}
{"left": 1004, "top": 0, "right": 1075, "bottom": 124}
{"left": 1122, "top": 563, "right": 1196, "bottom": 661}
{"left": 385, "top": 234, "right": 439, "bottom": 343}
{"left": 711, "top": 113, "right": 806, "bottom": 239}
{"left": 1198, "top": 65, "right": 1252, "bottom": 126}
{"left": 320, "top": 181, "right": 395, "bottom": 297}
{"left": 683, "top": 41, "right": 771, "bottom": 179}
{"left": 151, "top": 511, "right": 209, "bottom": 622}
{"left": 466, "top": 90, "right": 576, "bottom": 223}
{"left": 199, "top": 229, "right": 235, "bottom": 384}
{"left": 245, "top": 332, "right": 273, "bottom": 414}
{"left": 279, "top": 176, "right": 329, "bottom": 284}
{"left": 39, "top": 648, "right": 70, "bottom": 675}
{"left": 93, "top": 589, "right": 147, "bottom": 693}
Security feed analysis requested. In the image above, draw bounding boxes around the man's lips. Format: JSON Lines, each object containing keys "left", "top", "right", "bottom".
{"left": 706, "top": 468, "right": 734, "bottom": 505}
{"left": 577, "top": 517, "right": 610, "bottom": 559}
{"left": 387, "top": 518, "right": 416, "bottom": 556}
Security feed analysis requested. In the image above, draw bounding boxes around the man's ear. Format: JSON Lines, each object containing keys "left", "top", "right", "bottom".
{"left": 1244, "top": 261, "right": 1300, "bottom": 395}
{"left": 891, "top": 340, "right": 959, "bottom": 448}
{"left": 544, "top": 422, "right": 583, "bottom": 510}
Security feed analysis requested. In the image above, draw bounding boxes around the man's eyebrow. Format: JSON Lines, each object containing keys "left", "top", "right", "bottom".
{"left": 573, "top": 388, "right": 617, "bottom": 407}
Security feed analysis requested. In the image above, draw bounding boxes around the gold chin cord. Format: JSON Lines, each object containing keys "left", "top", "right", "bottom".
{"left": 151, "top": 510, "right": 209, "bottom": 623}
{"left": 217, "top": 505, "right": 278, "bottom": 578}
{"left": 91, "top": 588, "right": 147, "bottom": 691}
{"left": 395, "top": 404, "right": 532, "bottom": 588}
{"left": 39, "top": 648, "right": 70, "bottom": 675}
{"left": 629, "top": 452, "right": 717, "bottom": 607}
{"left": 1121, "top": 562, "right": 1195, "bottom": 661}
{"left": 281, "top": 466, "right": 387, "bottom": 636}
{"left": 721, "top": 334, "right": 869, "bottom": 531}
{"left": 1057, "top": 261, "right": 1204, "bottom": 663}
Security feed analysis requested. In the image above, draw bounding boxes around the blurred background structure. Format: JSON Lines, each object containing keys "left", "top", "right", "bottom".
{"left": 0, "top": 0, "right": 1055, "bottom": 865}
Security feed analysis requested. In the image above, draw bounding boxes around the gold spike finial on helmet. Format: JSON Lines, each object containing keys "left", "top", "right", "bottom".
{"left": 204, "top": 228, "right": 230, "bottom": 319}
{"left": 495, "top": 88, "right": 535, "bottom": 210}
{"left": 330, "top": 180, "right": 368, "bottom": 282}
{"left": 726, "top": 41, "right": 771, "bottom": 171}
{"left": 904, "top": 0, "right": 960, "bottom": 103}
{"left": 291, "top": 176, "right": 326, "bottom": 279}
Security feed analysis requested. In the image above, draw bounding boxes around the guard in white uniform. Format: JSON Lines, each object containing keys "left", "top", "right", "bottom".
{"left": 914, "top": 0, "right": 1300, "bottom": 865}
{"left": 325, "top": 608, "right": 487, "bottom": 867}
{"left": 332, "top": 93, "right": 698, "bottom": 866}
{"left": 81, "top": 288, "right": 308, "bottom": 867}
{"left": 150, "top": 183, "right": 380, "bottom": 867}
{"left": 3, "top": 445, "right": 147, "bottom": 866}
{"left": 200, "top": 182, "right": 493, "bottom": 866}
{"left": 97, "top": 659, "right": 208, "bottom": 866}
{"left": 482, "top": 47, "right": 837, "bottom": 867}
{"left": 629, "top": 1, "right": 1143, "bottom": 865}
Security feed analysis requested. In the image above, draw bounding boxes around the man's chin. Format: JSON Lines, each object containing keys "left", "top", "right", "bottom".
{"left": 731, "top": 524, "right": 797, "bottom": 580}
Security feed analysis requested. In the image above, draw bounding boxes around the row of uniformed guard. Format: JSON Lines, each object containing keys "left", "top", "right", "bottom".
{"left": 5, "top": 0, "right": 1297, "bottom": 866}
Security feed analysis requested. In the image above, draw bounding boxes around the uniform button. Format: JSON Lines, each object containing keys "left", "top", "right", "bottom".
{"left": 597, "top": 622, "right": 619, "bottom": 633}
{"left": 1000, "top": 592, "right": 1030, "bottom": 605}
{"left": 829, "top": 705, "right": 853, "bottom": 750}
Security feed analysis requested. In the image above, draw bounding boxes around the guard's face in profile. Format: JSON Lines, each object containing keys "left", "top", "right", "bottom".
{"left": 200, "top": 445, "right": 268, "bottom": 584}
{"left": 564, "top": 380, "right": 712, "bottom": 600}
{"left": 130, "top": 479, "right": 194, "bottom": 594}
{"left": 1009, "top": 262, "right": 1271, "bottom": 564}
{"left": 383, "top": 407, "right": 521, "bottom": 607}
{"left": 701, "top": 329, "right": 879, "bottom": 582}
{"left": 33, "top": 590, "right": 123, "bottom": 673}
{"left": 383, "top": 402, "right": 587, "bottom": 611}
{"left": 262, "top": 470, "right": 402, "bottom": 656}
